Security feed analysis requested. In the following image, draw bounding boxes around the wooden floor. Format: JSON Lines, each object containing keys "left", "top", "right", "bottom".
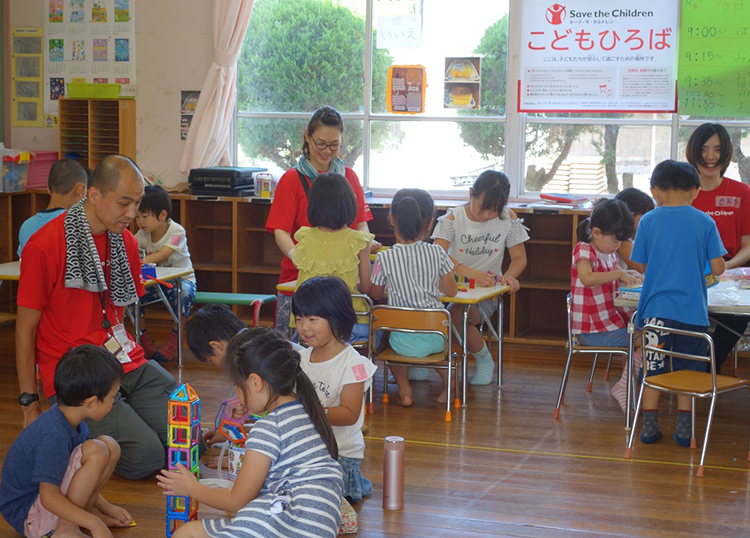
{"left": 2, "top": 321, "right": 750, "bottom": 537}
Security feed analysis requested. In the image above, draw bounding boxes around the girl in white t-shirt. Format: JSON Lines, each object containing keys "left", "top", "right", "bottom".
{"left": 292, "top": 276, "right": 376, "bottom": 502}
{"left": 432, "top": 171, "right": 529, "bottom": 385}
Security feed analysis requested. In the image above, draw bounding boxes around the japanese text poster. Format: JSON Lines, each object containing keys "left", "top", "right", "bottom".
{"left": 43, "top": 0, "right": 137, "bottom": 126}
{"left": 519, "top": 1, "right": 679, "bottom": 113}
{"left": 679, "top": 0, "right": 750, "bottom": 116}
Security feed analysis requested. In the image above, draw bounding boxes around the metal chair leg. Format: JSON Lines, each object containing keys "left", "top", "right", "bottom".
{"left": 734, "top": 345, "right": 739, "bottom": 377}
{"left": 690, "top": 397, "right": 697, "bottom": 449}
{"left": 553, "top": 347, "right": 575, "bottom": 418}
{"left": 624, "top": 381, "right": 646, "bottom": 458}
{"left": 604, "top": 353, "right": 613, "bottom": 381}
{"left": 382, "top": 361, "right": 389, "bottom": 404}
{"left": 586, "top": 353, "right": 599, "bottom": 392}
{"left": 696, "top": 395, "right": 718, "bottom": 478}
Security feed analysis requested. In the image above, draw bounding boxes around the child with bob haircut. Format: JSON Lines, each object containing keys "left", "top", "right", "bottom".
{"left": 632, "top": 160, "right": 726, "bottom": 446}
{"left": 292, "top": 172, "right": 374, "bottom": 341}
{"left": 370, "top": 188, "right": 459, "bottom": 407}
{"left": 0, "top": 344, "right": 130, "bottom": 538}
{"left": 293, "top": 276, "right": 377, "bottom": 502}
{"left": 157, "top": 327, "right": 344, "bottom": 538}
{"left": 432, "top": 170, "right": 529, "bottom": 385}
{"left": 135, "top": 184, "right": 196, "bottom": 362}
{"left": 613, "top": 187, "right": 655, "bottom": 273}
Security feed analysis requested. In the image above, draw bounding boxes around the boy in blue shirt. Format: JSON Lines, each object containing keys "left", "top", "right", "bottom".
{"left": 17, "top": 158, "right": 89, "bottom": 257}
{"left": 631, "top": 160, "right": 726, "bottom": 446}
{"left": 0, "top": 345, "right": 131, "bottom": 537}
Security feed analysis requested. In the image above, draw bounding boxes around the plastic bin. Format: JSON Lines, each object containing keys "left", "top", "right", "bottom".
{"left": 66, "top": 83, "right": 121, "bottom": 99}
{"left": 3, "top": 151, "right": 33, "bottom": 192}
{"left": 27, "top": 151, "right": 59, "bottom": 189}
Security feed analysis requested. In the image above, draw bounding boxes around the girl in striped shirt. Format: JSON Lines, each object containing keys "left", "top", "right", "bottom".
{"left": 370, "top": 189, "right": 458, "bottom": 407}
{"left": 157, "top": 328, "right": 343, "bottom": 538}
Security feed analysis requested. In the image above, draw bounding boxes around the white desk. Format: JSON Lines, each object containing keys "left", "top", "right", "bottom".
{"left": 277, "top": 279, "right": 510, "bottom": 408}
{"left": 0, "top": 261, "right": 194, "bottom": 367}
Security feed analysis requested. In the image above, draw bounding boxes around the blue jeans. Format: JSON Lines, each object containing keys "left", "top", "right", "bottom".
{"left": 576, "top": 327, "right": 628, "bottom": 347}
{"left": 140, "top": 279, "right": 196, "bottom": 319}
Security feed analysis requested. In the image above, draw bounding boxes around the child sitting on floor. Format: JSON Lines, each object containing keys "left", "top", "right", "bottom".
{"left": 17, "top": 158, "right": 89, "bottom": 258}
{"left": 0, "top": 344, "right": 130, "bottom": 537}
{"left": 135, "top": 185, "right": 196, "bottom": 362}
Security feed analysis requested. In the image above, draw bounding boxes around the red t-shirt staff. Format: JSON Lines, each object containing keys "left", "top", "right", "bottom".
{"left": 265, "top": 107, "right": 377, "bottom": 327}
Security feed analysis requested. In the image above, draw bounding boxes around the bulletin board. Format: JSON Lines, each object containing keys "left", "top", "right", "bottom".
{"left": 43, "top": 0, "right": 137, "bottom": 127}
{"left": 11, "top": 28, "right": 44, "bottom": 128}
{"left": 678, "top": 0, "right": 750, "bottom": 116}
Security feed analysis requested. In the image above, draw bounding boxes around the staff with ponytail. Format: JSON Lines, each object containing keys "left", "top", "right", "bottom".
{"left": 157, "top": 328, "right": 344, "bottom": 538}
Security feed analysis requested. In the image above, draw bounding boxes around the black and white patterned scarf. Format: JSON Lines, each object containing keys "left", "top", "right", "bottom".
{"left": 63, "top": 199, "right": 138, "bottom": 306}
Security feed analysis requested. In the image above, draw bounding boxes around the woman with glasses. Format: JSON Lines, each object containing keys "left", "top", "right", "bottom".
{"left": 266, "top": 106, "right": 376, "bottom": 329}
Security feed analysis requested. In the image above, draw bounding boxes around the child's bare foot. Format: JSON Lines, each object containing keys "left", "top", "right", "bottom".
{"left": 395, "top": 392, "right": 413, "bottom": 407}
{"left": 436, "top": 389, "right": 448, "bottom": 404}
{"left": 98, "top": 513, "right": 130, "bottom": 528}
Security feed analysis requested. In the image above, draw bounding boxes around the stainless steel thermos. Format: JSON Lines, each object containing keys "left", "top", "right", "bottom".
{"left": 383, "top": 436, "right": 404, "bottom": 510}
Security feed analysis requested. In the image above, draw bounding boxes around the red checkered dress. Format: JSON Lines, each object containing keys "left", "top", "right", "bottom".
{"left": 570, "top": 242, "right": 630, "bottom": 335}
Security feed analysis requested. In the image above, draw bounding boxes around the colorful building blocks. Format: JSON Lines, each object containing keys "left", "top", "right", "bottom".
{"left": 166, "top": 383, "right": 201, "bottom": 537}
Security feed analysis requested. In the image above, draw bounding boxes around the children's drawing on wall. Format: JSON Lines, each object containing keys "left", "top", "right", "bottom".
{"left": 93, "top": 38, "right": 107, "bottom": 61}
{"left": 50, "top": 78, "right": 65, "bottom": 100}
{"left": 70, "top": 0, "right": 85, "bottom": 23}
{"left": 16, "top": 82, "right": 40, "bottom": 99}
{"left": 49, "top": 0, "right": 64, "bottom": 23}
{"left": 16, "top": 57, "right": 41, "bottom": 78}
{"left": 115, "top": 39, "right": 129, "bottom": 62}
{"left": 92, "top": 1, "right": 108, "bottom": 23}
{"left": 115, "top": 0, "right": 131, "bottom": 23}
{"left": 180, "top": 91, "right": 200, "bottom": 141}
{"left": 71, "top": 40, "right": 86, "bottom": 61}
{"left": 49, "top": 39, "right": 64, "bottom": 62}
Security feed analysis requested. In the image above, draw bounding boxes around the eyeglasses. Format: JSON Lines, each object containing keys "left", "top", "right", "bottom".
{"left": 312, "top": 138, "right": 341, "bottom": 152}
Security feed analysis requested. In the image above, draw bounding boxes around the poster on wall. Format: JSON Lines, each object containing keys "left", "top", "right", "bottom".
{"left": 43, "top": 0, "right": 137, "bottom": 127}
{"left": 518, "top": 1, "right": 679, "bottom": 113}
{"left": 444, "top": 57, "right": 481, "bottom": 110}
{"left": 11, "top": 28, "right": 44, "bottom": 127}
{"left": 180, "top": 91, "right": 200, "bottom": 141}
{"left": 678, "top": 0, "right": 750, "bottom": 116}
{"left": 387, "top": 65, "right": 426, "bottom": 114}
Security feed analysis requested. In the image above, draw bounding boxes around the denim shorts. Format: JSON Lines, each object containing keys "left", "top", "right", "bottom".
{"left": 576, "top": 327, "right": 629, "bottom": 348}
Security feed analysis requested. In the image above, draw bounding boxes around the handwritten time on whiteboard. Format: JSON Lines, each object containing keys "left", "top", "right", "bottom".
{"left": 678, "top": 0, "right": 750, "bottom": 116}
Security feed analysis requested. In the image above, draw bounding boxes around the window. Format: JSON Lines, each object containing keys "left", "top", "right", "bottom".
{"left": 236, "top": 0, "right": 750, "bottom": 196}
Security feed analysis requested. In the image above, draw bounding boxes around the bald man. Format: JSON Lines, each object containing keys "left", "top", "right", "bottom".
{"left": 16, "top": 155, "right": 177, "bottom": 480}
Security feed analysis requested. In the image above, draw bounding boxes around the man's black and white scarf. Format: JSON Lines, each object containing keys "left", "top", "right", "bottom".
{"left": 63, "top": 199, "right": 138, "bottom": 306}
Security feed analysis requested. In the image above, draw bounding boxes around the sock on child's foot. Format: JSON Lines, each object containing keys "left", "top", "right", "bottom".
{"left": 139, "top": 329, "right": 157, "bottom": 359}
{"left": 673, "top": 410, "right": 692, "bottom": 447}
{"left": 469, "top": 345, "right": 494, "bottom": 386}
{"left": 610, "top": 380, "right": 628, "bottom": 414}
{"left": 153, "top": 330, "right": 178, "bottom": 363}
{"left": 640, "top": 410, "right": 662, "bottom": 444}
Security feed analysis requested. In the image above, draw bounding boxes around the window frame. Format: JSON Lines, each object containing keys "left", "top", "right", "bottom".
{"left": 234, "top": 0, "right": 750, "bottom": 200}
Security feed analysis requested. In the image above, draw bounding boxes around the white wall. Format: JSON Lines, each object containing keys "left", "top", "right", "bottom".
{"left": 9, "top": 0, "right": 213, "bottom": 186}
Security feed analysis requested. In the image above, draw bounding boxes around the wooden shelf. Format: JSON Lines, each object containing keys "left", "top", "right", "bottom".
{"left": 520, "top": 276, "right": 570, "bottom": 290}
{"left": 193, "top": 261, "right": 232, "bottom": 272}
{"left": 526, "top": 239, "right": 573, "bottom": 246}
{"left": 195, "top": 225, "right": 233, "bottom": 231}
{"left": 237, "top": 264, "right": 282, "bottom": 275}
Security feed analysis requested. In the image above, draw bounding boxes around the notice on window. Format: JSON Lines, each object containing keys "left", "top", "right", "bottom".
{"left": 519, "top": 1, "right": 678, "bottom": 113}
{"left": 679, "top": 0, "right": 750, "bottom": 117}
{"left": 11, "top": 28, "right": 44, "bottom": 127}
{"left": 377, "top": 16, "right": 421, "bottom": 49}
{"left": 387, "top": 65, "right": 426, "bottom": 114}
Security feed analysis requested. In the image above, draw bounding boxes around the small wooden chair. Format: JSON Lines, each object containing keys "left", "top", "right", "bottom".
{"left": 368, "top": 305, "right": 459, "bottom": 422}
{"left": 553, "top": 293, "right": 629, "bottom": 419}
{"left": 624, "top": 323, "right": 750, "bottom": 477}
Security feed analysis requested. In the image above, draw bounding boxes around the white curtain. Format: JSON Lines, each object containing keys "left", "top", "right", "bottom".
{"left": 178, "top": 0, "right": 254, "bottom": 173}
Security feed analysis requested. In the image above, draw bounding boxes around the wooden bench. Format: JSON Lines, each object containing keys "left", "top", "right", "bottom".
{"left": 194, "top": 292, "right": 276, "bottom": 327}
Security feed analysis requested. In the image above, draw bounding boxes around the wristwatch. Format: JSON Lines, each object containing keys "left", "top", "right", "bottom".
{"left": 18, "top": 392, "right": 39, "bottom": 406}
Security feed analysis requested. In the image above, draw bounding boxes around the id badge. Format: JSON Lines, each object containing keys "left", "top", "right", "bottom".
{"left": 112, "top": 323, "right": 135, "bottom": 353}
{"left": 103, "top": 335, "right": 131, "bottom": 364}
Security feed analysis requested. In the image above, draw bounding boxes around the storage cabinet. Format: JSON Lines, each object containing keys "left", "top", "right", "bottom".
{"left": 1, "top": 191, "right": 586, "bottom": 345}
{"left": 58, "top": 98, "right": 136, "bottom": 170}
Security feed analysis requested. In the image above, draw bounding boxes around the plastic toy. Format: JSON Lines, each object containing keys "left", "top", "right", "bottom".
{"left": 166, "top": 383, "right": 201, "bottom": 537}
